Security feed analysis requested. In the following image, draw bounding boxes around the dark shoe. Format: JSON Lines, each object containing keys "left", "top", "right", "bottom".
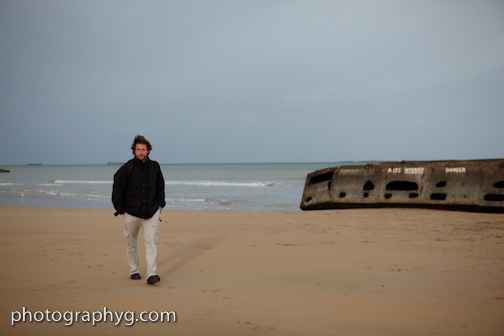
{"left": 130, "top": 273, "right": 141, "bottom": 280}
{"left": 147, "top": 275, "right": 160, "bottom": 285}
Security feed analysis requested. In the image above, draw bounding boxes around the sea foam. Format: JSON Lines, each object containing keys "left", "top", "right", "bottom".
{"left": 165, "top": 181, "right": 281, "bottom": 187}
{"left": 54, "top": 180, "right": 112, "bottom": 184}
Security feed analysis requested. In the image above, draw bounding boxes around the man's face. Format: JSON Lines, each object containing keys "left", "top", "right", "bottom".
{"left": 134, "top": 144, "right": 149, "bottom": 162}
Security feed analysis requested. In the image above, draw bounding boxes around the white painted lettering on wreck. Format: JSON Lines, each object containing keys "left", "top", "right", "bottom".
{"left": 387, "top": 168, "right": 401, "bottom": 173}
{"left": 445, "top": 167, "right": 466, "bottom": 173}
{"left": 404, "top": 167, "right": 425, "bottom": 174}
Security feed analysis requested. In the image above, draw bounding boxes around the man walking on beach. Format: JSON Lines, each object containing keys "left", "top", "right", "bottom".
{"left": 112, "top": 135, "right": 166, "bottom": 285}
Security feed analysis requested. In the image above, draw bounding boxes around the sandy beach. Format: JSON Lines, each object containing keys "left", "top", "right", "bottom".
{"left": 1, "top": 205, "right": 503, "bottom": 335}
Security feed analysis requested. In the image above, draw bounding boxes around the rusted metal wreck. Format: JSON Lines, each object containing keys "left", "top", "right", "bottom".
{"left": 300, "top": 159, "right": 504, "bottom": 213}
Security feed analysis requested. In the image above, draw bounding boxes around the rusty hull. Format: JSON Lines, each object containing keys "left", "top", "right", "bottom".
{"left": 300, "top": 159, "right": 504, "bottom": 213}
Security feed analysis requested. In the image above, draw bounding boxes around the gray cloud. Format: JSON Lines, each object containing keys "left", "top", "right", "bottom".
{"left": 1, "top": 0, "right": 503, "bottom": 164}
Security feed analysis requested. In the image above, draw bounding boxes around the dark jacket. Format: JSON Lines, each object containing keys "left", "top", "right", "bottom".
{"left": 112, "top": 157, "right": 166, "bottom": 219}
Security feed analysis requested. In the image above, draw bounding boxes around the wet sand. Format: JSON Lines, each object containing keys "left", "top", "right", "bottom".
{"left": 1, "top": 205, "right": 503, "bottom": 335}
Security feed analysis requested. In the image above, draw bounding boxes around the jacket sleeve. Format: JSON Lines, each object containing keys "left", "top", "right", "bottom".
{"left": 156, "top": 163, "right": 166, "bottom": 209}
{"left": 112, "top": 165, "right": 127, "bottom": 216}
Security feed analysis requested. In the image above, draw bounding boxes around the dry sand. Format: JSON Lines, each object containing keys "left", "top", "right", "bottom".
{"left": 0, "top": 205, "right": 503, "bottom": 335}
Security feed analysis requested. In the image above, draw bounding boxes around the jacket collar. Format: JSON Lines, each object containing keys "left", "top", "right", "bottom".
{"left": 133, "top": 156, "right": 150, "bottom": 166}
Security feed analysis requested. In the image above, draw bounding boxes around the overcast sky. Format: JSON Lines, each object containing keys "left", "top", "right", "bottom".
{"left": 1, "top": 0, "right": 503, "bottom": 165}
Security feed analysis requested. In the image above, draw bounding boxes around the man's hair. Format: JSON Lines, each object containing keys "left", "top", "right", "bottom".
{"left": 131, "top": 135, "right": 152, "bottom": 154}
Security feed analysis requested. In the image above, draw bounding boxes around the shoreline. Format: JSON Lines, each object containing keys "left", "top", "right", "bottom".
{"left": 1, "top": 205, "right": 503, "bottom": 335}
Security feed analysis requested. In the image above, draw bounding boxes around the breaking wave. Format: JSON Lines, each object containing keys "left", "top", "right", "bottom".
{"left": 54, "top": 180, "right": 112, "bottom": 184}
{"left": 165, "top": 181, "right": 281, "bottom": 187}
{"left": 166, "top": 198, "right": 232, "bottom": 205}
{"left": 50, "top": 180, "right": 281, "bottom": 187}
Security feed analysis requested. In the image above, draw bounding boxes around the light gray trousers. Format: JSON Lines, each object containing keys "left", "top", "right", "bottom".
{"left": 123, "top": 209, "right": 160, "bottom": 277}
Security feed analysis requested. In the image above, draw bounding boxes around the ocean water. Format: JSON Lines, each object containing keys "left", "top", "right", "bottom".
{"left": 0, "top": 162, "right": 359, "bottom": 212}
